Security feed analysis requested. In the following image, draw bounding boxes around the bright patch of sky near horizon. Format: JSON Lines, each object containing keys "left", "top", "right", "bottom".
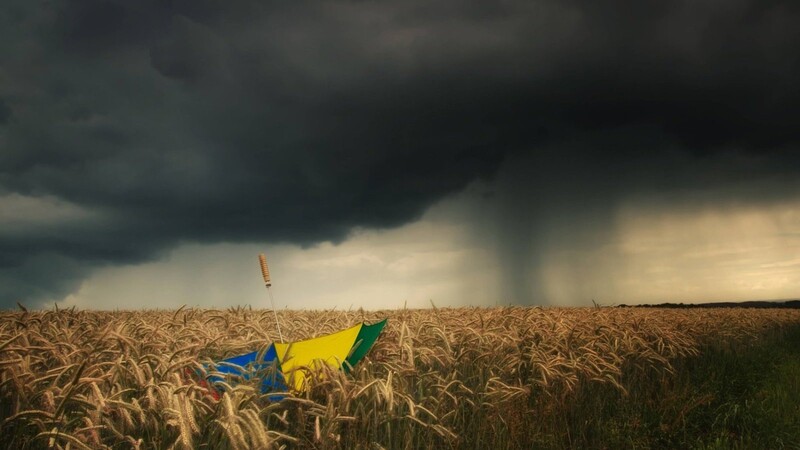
{"left": 58, "top": 190, "right": 800, "bottom": 310}
{"left": 59, "top": 209, "right": 502, "bottom": 310}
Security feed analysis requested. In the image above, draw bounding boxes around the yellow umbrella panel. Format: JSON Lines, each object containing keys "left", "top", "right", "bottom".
{"left": 274, "top": 323, "right": 362, "bottom": 390}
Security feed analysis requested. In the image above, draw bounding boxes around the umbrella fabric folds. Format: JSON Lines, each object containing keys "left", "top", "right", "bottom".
{"left": 207, "top": 319, "right": 387, "bottom": 394}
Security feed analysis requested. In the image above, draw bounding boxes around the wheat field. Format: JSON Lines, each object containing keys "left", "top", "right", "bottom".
{"left": 2, "top": 305, "right": 800, "bottom": 449}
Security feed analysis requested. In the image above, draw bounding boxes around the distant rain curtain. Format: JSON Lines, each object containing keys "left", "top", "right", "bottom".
{"left": 208, "top": 319, "right": 387, "bottom": 393}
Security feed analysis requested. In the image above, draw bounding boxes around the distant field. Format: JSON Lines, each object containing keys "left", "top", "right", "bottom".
{"left": 2, "top": 306, "right": 800, "bottom": 449}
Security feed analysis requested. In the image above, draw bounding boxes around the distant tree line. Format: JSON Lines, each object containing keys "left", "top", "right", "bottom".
{"left": 618, "top": 300, "right": 800, "bottom": 309}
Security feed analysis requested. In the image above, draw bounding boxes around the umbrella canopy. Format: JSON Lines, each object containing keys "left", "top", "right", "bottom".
{"left": 207, "top": 319, "right": 387, "bottom": 394}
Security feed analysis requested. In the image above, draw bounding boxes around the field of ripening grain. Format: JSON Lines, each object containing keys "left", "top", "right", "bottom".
{"left": 2, "top": 305, "right": 800, "bottom": 449}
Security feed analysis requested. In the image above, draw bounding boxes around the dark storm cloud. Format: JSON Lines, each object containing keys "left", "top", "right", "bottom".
{"left": 1, "top": 0, "right": 800, "bottom": 307}
{"left": 0, "top": 99, "right": 11, "bottom": 125}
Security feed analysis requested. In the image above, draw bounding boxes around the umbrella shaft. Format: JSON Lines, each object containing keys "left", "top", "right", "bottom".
{"left": 267, "top": 286, "right": 283, "bottom": 343}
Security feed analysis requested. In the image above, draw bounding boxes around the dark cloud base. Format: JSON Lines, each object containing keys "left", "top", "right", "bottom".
{"left": 1, "top": 0, "right": 800, "bottom": 307}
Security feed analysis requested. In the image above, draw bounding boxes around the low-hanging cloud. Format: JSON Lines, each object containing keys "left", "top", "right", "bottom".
{"left": 1, "top": 0, "right": 800, "bottom": 307}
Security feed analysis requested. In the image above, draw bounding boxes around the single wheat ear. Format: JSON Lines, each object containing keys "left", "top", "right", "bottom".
{"left": 258, "top": 253, "right": 272, "bottom": 286}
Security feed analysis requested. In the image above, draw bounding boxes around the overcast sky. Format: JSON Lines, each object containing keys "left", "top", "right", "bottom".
{"left": 2, "top": 0, "right": 800, "bottom": 310}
